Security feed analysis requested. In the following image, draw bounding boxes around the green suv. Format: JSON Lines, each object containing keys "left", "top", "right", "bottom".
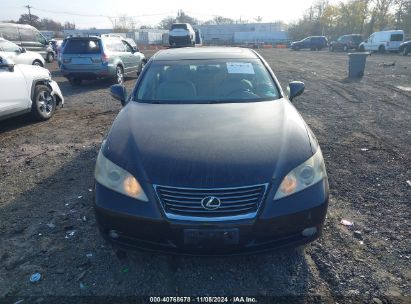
{"left": 60, "top": 36, "right": 146, "bottom": 86}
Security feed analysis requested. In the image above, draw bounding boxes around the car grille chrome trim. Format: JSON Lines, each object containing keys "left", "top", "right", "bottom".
{"left": 154, "top": 184, "right": 269, "bottom": 221}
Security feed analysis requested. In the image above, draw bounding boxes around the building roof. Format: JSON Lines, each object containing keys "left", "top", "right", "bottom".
{"left": 152, "top": 47, "right": 257, "bottom": 60}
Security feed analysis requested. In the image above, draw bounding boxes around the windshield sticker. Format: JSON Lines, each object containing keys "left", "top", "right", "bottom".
{"left": 226, "top": 62, "right": 255, "bottom": 74}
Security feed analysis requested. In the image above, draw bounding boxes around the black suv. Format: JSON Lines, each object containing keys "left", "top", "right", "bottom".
{"left": 290, "top": 36, "right": 328, "bottom": 51}
{"left": 329, "top": 34, "right": 363, "bottom": 52}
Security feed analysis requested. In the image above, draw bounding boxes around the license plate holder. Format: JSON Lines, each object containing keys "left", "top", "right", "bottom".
{"left": 72, "top": 57, "right": 92, "bottom": 64}
{"left": 184, "top": 228, "right": 239, "bottom": 245}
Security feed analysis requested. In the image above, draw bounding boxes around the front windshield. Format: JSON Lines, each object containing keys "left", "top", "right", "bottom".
{"left": 135, "top": 59, "right": 279, "bottom": 104}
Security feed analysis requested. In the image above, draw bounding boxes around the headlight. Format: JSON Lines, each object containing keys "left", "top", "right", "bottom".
{"left": 274, "top": 148, "right": 326, "bottom": 200}
{"left": 94, "top": 150, "right": 148, "bottom": 201}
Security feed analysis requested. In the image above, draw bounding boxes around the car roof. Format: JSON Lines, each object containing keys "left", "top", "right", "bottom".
{"left": 152, "top": 47, "right": 258, "bottom": 61}
{"left": 67, "top": 36, "right": 101, "bottom": 40}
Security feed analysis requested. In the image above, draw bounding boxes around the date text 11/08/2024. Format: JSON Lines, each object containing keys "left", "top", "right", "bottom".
{"left": 149, "top": 296, "right": 257, "bottom": 303}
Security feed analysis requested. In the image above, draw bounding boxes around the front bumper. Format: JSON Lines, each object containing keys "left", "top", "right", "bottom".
{"left": 94, "top": 179, "right": 329, "bottom": 255}
{"left": 60, "top": 65, "right": 114, "bottom": 80}
{"left": 49, "top": 80, "right": 64, "bottom": 106}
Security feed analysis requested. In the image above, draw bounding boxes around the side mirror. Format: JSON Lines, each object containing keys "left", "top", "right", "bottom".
{"left": 20, "top": 47, "right": 26, "bottom": 53}
{"left": 110, "top": 84, "right": 127, "bottom": 106}
{"left": 365, "top": 40, "right": 368, "bottom": 43}
{"left": 288, "top": 81, "right": 305, "bottom": 101}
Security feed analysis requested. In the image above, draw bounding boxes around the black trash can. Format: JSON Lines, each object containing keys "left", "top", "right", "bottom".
{"left": 348, "top": 52, "right": 370, "bottom": 78}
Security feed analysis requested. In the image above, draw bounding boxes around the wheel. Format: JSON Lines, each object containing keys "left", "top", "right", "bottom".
{"left": 403, "top": 47, "right": 409, "bottom": 56}
{"left": 69, "top": 78, "right": 82, "bottom": 86}
{"left": 31, "top": 85, "right": 56, "bottom": 121}
{"left": 32, "top": 60, "right": 43, "bottom": 67}
{"left": 114, "top": 65, "right": 124, "bottom": 85}
{"left": 330, "top": 45, "right": 334, "bottom": 52}
{"left": 343, "top": 45, "right": 348, "bottom": 52}
{"left": 359, "top": 45, "right": 365, "bottom": 52}
{"left": 378, "top": 45, "right": 385, "bottom": 54}
{"left": 46, "top": 52, "right": 54, "bottom": 63}
{"left": 137, "top": 60, "right": 146, "bottom": 76}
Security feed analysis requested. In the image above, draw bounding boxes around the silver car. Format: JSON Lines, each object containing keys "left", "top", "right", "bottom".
{"left": 0, "top": 38, "right": 45, "bottom": 67}
{"left": 60, "top": 36, "right": 146, "bottom": 86}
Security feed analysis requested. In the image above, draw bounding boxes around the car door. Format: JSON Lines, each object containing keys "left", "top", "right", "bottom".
{"left": 0, "top": 63, "right": 31, "bottom": 119}
{"left": 121, "top": 40, "right": 139, "bottom": 73}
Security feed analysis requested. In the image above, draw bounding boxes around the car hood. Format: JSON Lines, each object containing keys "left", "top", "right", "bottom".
{"left": 104, "top": 99, "right": 313, "bottom": 188}
{"left": 17, "top": 64, "right": 50, "bottom": 81}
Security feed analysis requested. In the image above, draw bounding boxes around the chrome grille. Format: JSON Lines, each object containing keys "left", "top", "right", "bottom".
{"left": 154, "top": 184, "right": 268, "bottom": 218}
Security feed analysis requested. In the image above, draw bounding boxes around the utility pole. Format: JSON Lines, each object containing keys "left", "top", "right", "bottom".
{"left": 25, "top": 4, "right": 32, "bottom": 25}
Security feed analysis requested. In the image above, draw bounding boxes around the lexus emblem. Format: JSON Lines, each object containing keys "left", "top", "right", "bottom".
{"left": 201, "top": 196, "right": 221, "bottom": 210}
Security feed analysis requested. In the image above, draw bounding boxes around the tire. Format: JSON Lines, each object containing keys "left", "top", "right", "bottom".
{"left": 46, "top": 52, "right": 54, "bottom": 63}
{"left": 403, "top": 47, "right": 409, "bottom": 56}
{"left": 359, "top": 45, "right": 365, "bottom": 52}
{"left": 343, "top": 45, "right": 348, "bottom": 52}
{"left": 32, "top": 60, "right": 43, "bottom": 67}
{"left": 378, "top": 45, "right": 385, "bottom": 54}
{"left": 31, "top": 85, "right": 56, "bottom": 121}
{"left": 330, "top": 45, "right": 334, "bottom": 52}
{"left": 114, "top": 65, "right": 124, "bottom": 85}
{"left": 69, "top": 78, "right": 82, "bottom": 86}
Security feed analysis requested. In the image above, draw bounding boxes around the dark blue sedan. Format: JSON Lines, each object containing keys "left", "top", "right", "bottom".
{"left": 94, "top": 47, "right": 329, "bottom": 255}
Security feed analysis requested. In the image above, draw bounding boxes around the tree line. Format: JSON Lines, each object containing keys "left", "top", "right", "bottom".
{"left": 288, "top": 0, "right": 411, "bottom": 40}
{"left": 3, "top": 14, "right": 75, "bottom": 31}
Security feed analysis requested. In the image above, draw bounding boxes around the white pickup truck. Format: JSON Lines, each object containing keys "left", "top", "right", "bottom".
{"left": 0, "top": 57, "right": 64, "bottom": 121}
{"left": 169, "top": 23, "right": 196, "bottom": 47}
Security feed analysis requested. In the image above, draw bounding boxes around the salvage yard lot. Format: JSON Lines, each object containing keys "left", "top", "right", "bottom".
{"left": 0, "top": 49, "right": 410, "bottom": 302}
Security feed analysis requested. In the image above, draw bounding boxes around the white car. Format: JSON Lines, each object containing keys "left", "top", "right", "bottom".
{"left": 169, "top": 23, "right": 196, "bottom": 47}
{"left": 0, "top": 38, "right": 45, "bottom": 67}
{"left": 0, "top": 57, "right": 64, "bottom": 121}
{"left": 359, "top": 30, "right": 404, "bottom": 53}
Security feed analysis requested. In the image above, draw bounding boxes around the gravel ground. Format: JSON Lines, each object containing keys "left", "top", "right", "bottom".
{"left": 0, "top": 48, "right": 410, "bottom": 303}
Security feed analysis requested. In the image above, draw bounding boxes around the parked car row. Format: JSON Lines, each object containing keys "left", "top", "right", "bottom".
{"left": 291, "top": 30, "right": 409, "bottom": 56}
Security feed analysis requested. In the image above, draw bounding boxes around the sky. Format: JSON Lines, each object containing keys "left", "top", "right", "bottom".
{"left": 1, "top": 0, "right": 340, "bottom": 29}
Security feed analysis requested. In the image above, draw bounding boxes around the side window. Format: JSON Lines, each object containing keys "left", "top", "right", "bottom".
{"left": 105, "top": 40, "right": 125, "bottom": 52}
{"left": 19, "top": 28, "right": 35, "bottom": 42}
{"left": 390, "top": 34, "right": 403, "bottom": 42}
{"left": 368, "top": 34, "right": 374, "bottom": 42}
{"left": 122, "top": 41, "right": 133, "bottom": 52}
{"left": 35, "top": 31, "right": 47, "bottom": 45}
{"left": 0, "top": 40, "right": 20, "bottom": 52}
{"left": 0, "top": 25, "right": 20, "bottom": 41}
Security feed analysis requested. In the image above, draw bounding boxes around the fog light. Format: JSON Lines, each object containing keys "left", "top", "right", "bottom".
{"left": 109, "top": 229, "right": 119, "bottom": 239}
{"left": 302, "top": 227, "right": 317, "bottom": 237}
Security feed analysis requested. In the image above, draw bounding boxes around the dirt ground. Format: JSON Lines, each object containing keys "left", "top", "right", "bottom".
{"left": 0, "top": 48, "right": 410, "bottom": 303}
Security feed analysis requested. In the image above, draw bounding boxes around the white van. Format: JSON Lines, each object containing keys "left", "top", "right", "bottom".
{"left": 359, "top": 30, "right": 404, "bottom": 53}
